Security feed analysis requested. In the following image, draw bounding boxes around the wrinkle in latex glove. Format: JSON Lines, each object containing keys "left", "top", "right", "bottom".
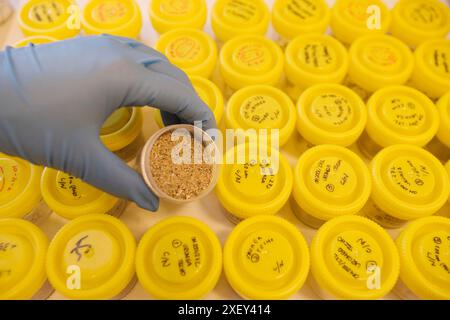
{"left": 0, "top": 35, "right": 217, "bottom": 211}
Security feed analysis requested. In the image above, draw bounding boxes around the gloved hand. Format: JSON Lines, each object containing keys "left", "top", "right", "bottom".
{"left": 0, "top": 35, "right": 216, "bottom": 211}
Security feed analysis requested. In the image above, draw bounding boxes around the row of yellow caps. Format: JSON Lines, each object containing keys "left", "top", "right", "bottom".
{"left": 1, "top": 214, "right": 449, "bottom": 300}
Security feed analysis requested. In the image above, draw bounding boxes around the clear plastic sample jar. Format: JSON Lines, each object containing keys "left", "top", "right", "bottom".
{"left": 272, "top": 0, "right": 330, "bottom": 47}
{"left": 149, "top": 0, "right": 207, "bottom": 35}
{"left": 154, "top": 76, "right": 224, "bottom": 128}
{"left": 101, "top": 107, "right": 144, "bottom": 163}
{"left": 41, "top": 168, "right": 128, "bottom": 220}
{"left": 0, "top": 219, "right": 53, "bottom": 300}
{"left": 211, "top": 0, "right": 269, "bottom": 44}
{"left": 18, "top": 0, "right": 79, "bottom": 40}
{"left": 219, "top": 35, "right": 284, "bottom": 97}
{"left": 292, "top": 145, "right": 371, "bottom": 229}
{"left": 12, "top": 36, "right": 57, "bottom": 48}
{"left": 225, "top": 85, "right": 296, "bottom": 146}
{"left": 82, "top": 0, "right": 142, "bottom": 38}
{"left": 330, "top": 0, "right": 391, "bottom": 46}
{"left": 348, "top": 35, "right": 414, "bottom": 95}
{"left": 284, "top": 34, "right": 348, "bottom": 101}
{"left": 395, "top": 216, "right": 450, "bottom": 300}
{"left": 224, "top": 215, "right": 310, "bottom": 300}
{"left": 426, "top": 92, "right": 450, "bottom": 161}
{"left": 310, "top": 215, "right": 400, "bottom": 300}
{"left": 215, "top": 144, "right": 292, "bottom": 225}
{"left": 391, "top": 0, "right": 450, "bottom": 48}
{"left": 46, "top": 214, "right": 136, "bottom": 300}
{"left": 136, "top": 216, "right": 222, "bottom": 299}
{"left": 155, "top": 28, "right": 217, "bottom": 79}
{"left": 0, "top": 153, "right": 51, "bottom": 224}
{"left": 364, "top": 145, "right": 450, "bottom": 229}
{"left": 297, "top": 83, "right": 367, "bottom": 147}
{"left": 358, "top": 86, "right": 439, "bottom": 159}
{"left": 410, "top": 39, "right": 450, "bottom": 100}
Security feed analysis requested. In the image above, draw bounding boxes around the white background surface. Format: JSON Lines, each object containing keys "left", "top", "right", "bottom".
{"left": 0, "top": 0, "right": 448, "bottom": 300}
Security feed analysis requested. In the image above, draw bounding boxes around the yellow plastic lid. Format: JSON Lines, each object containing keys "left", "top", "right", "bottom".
{"left": 297, "top": 84, "right": 367, "bottom": 146}
{"left": 12, "top": 36, "right": 57, "bottom": 48}
{"left": 285, "top": 34, "right": 348, "bottom": 89}
{"left": 220, "top": 35, "right": 283, "bottom": 91}
{"left": 366, "top": 86, "right": 439, "bottom": 148}
{"left": 436, "top": 92, "right": 450, "bottom": 149}
{"left": 0, "top": 219, "right": 49, "bottom": 300}
{"left": 41, "top": 168, "right": 121, "bottom": 220}
{"left": 272, "top": 0, "right": 330, "bottom": 41}
{"left": 82, "top": 0, "right": 142, "bottom": 38}
{"left": 155, "top": 28, "right": 217, "bottom": 79}
{"left": 370, "top": 145, "right": 450, "bottom": 221}
{"left": 224, "top": 215, "right": 310, "bottom": 300}
{"left": 149, "top": 0, "right": 207, "bottom": 34}
{"left": 100, "top": 107, "right": 143, "bottom": 152}
{"left": 18, "top": 0, "right": 79, "bottom": 40}
{"left": 391, "top": 0, "right": 450, "bottom": 48}
{"left": 216, "top": 144, "right": 293, "bottom": 220}
{"left": 211, "top": 0, "right": 270, "bottom": 43}
{"left": 136, "top": 216, "right": 222, "bottom": 300}
{"left": 225, "top": 85, "right": 296, "bottom": 146}
{"left": 411, "top": 39, "right": 450, "bottom": 99}
{"left": 154, "top": 76, "right": 224, "bottom": 128}
{"left": 396, "top": 216, "right": 450, "bottom": 300}
{"left": 310, "top": 215, "right": 399, "bottom": 299}
{"left": 0, "top": 153, "right": 43, "bottom": 219}
{"left": 293, "top": 145, "right": 371, "bottom": 221}
{"left": 348, "top": 35, "right": 414, "bottom": 93}
{"left": 330, "top": 0, "right": 391, "bottom": 45}
{"left": 46, "top": 214, "right": 136, "bottom": 299}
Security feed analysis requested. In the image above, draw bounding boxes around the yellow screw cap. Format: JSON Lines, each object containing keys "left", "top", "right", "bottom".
{"left": 100, "top": 107, "right": 143, "bottom": 152}
{"left": 437, "top": 92, "right": 450, "bottom": 149}
{"left": 215, "top": 144, "right": 293, "bottom": 221}
{"left": 391, "top": 0, "right": 450, "bottom": 48}
{"left": 18, "top": 0, "right": 79, "bottom": 40}
{"left": 220, "top": 35, "right": 283, "bottom": 91}
{"left": 285, "top": 34, "right": 348, "bottom": 89}
{"left": 0, "top": 219, "right": 48, "bottom": 300}
{"left": 225, "top": 85, "right": 296, "bottom": 146}
{"left": 411, "top": 39, "right": 450, "bottom": 99}
{"left": 348, "top": 35, "right": 414, "bottom": 93}
{"left": 272, "top": 0, "right": 330, "bottom": 41}
{"left": 396, "top": 216, "right": 450, "bottom": 300}
{"left": 0, "top": 153, "right": 43, "bottom": 219}
{"left": 46, "top": 214, "right": 136, "bottom": 299}
{"left": 212, "top": 0, "right": 270, "bottom": 43}
{"left": 293, "top": 145, "right": 371, "bottom": 221}
{"left": 330, "top": 0, "right": 391, "bottom": 45}
{"left": 366, "top": 86, "right": 439, "bottom": 148}
{"left": 149, "top": 0, "right": 207, "bottom": 34}
{"left": 370, "top": 145, "right": 450, "bottom": 221}
{"left": 311, "top": 215, "right": 399, "bottom": 299}
{"left": 224, "top": 215, "right": 310, "bottom": 300}
{"left": 136, "top": 216, "right": 222, "bottom": 300}
{"left": 12, "top": 36, "right": 57, "bottom": 48}
{"left": 154, "top": 76, "right": 224, "bottom": 128}
{"left": 155, "top": 28, "right": 217, "bottom": 79}
{"left": 82, "top": 0, "right": 142, "bottom": 38}
{"left": 41, "top": 168, "right": 122, "bottom": 220}
{"left": 297, "top": 84, "right": 367, "bottom": 146}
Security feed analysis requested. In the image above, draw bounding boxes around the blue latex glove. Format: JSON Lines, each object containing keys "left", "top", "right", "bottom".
{"left": 0, "top": 35, "right": 216, "bottom": 211}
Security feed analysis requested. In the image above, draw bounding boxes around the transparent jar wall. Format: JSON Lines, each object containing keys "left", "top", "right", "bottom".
{"left": 290, "top": 198, "right": 326, "bottom": 229}
{"left": 425, "top": 137, "right": 450, "bottom": 163}
{"left": 362, "top": 200, "right": 408, "bottom": 229}
{"left": 218, "top": 75, "right": 286, "bottom": 100}
{"left": 357, "top": 131, "right": 383, "bottom": 160}
{"left": 105, "top": 199, "right": 128, "bottom": 219}
{"left": 23, "top": 200, "right": 53, "bottom": 225}
{"left": 114, "top": 133, "right": 146, "bottom": 165}
{"left": 307, "top": 273, "right": 338, "bottom": 300}
{"left": 344, "top": 76, "right": 372, "bottom": 102}
{"left": 224, "top": 210, "right": 244, "bottom": 225}
{"left": 31, "top": 280, "right": 54, "bottom": 300}
{"left": 393, "top": 279, "right": 421, "bottom": 300}
{"left": 114, "top": 275, "right": 137, "bottom": 300}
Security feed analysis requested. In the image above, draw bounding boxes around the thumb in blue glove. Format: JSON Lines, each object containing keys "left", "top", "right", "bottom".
{"left": 0, "top": 35, "right": 217, "bottom": 211}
